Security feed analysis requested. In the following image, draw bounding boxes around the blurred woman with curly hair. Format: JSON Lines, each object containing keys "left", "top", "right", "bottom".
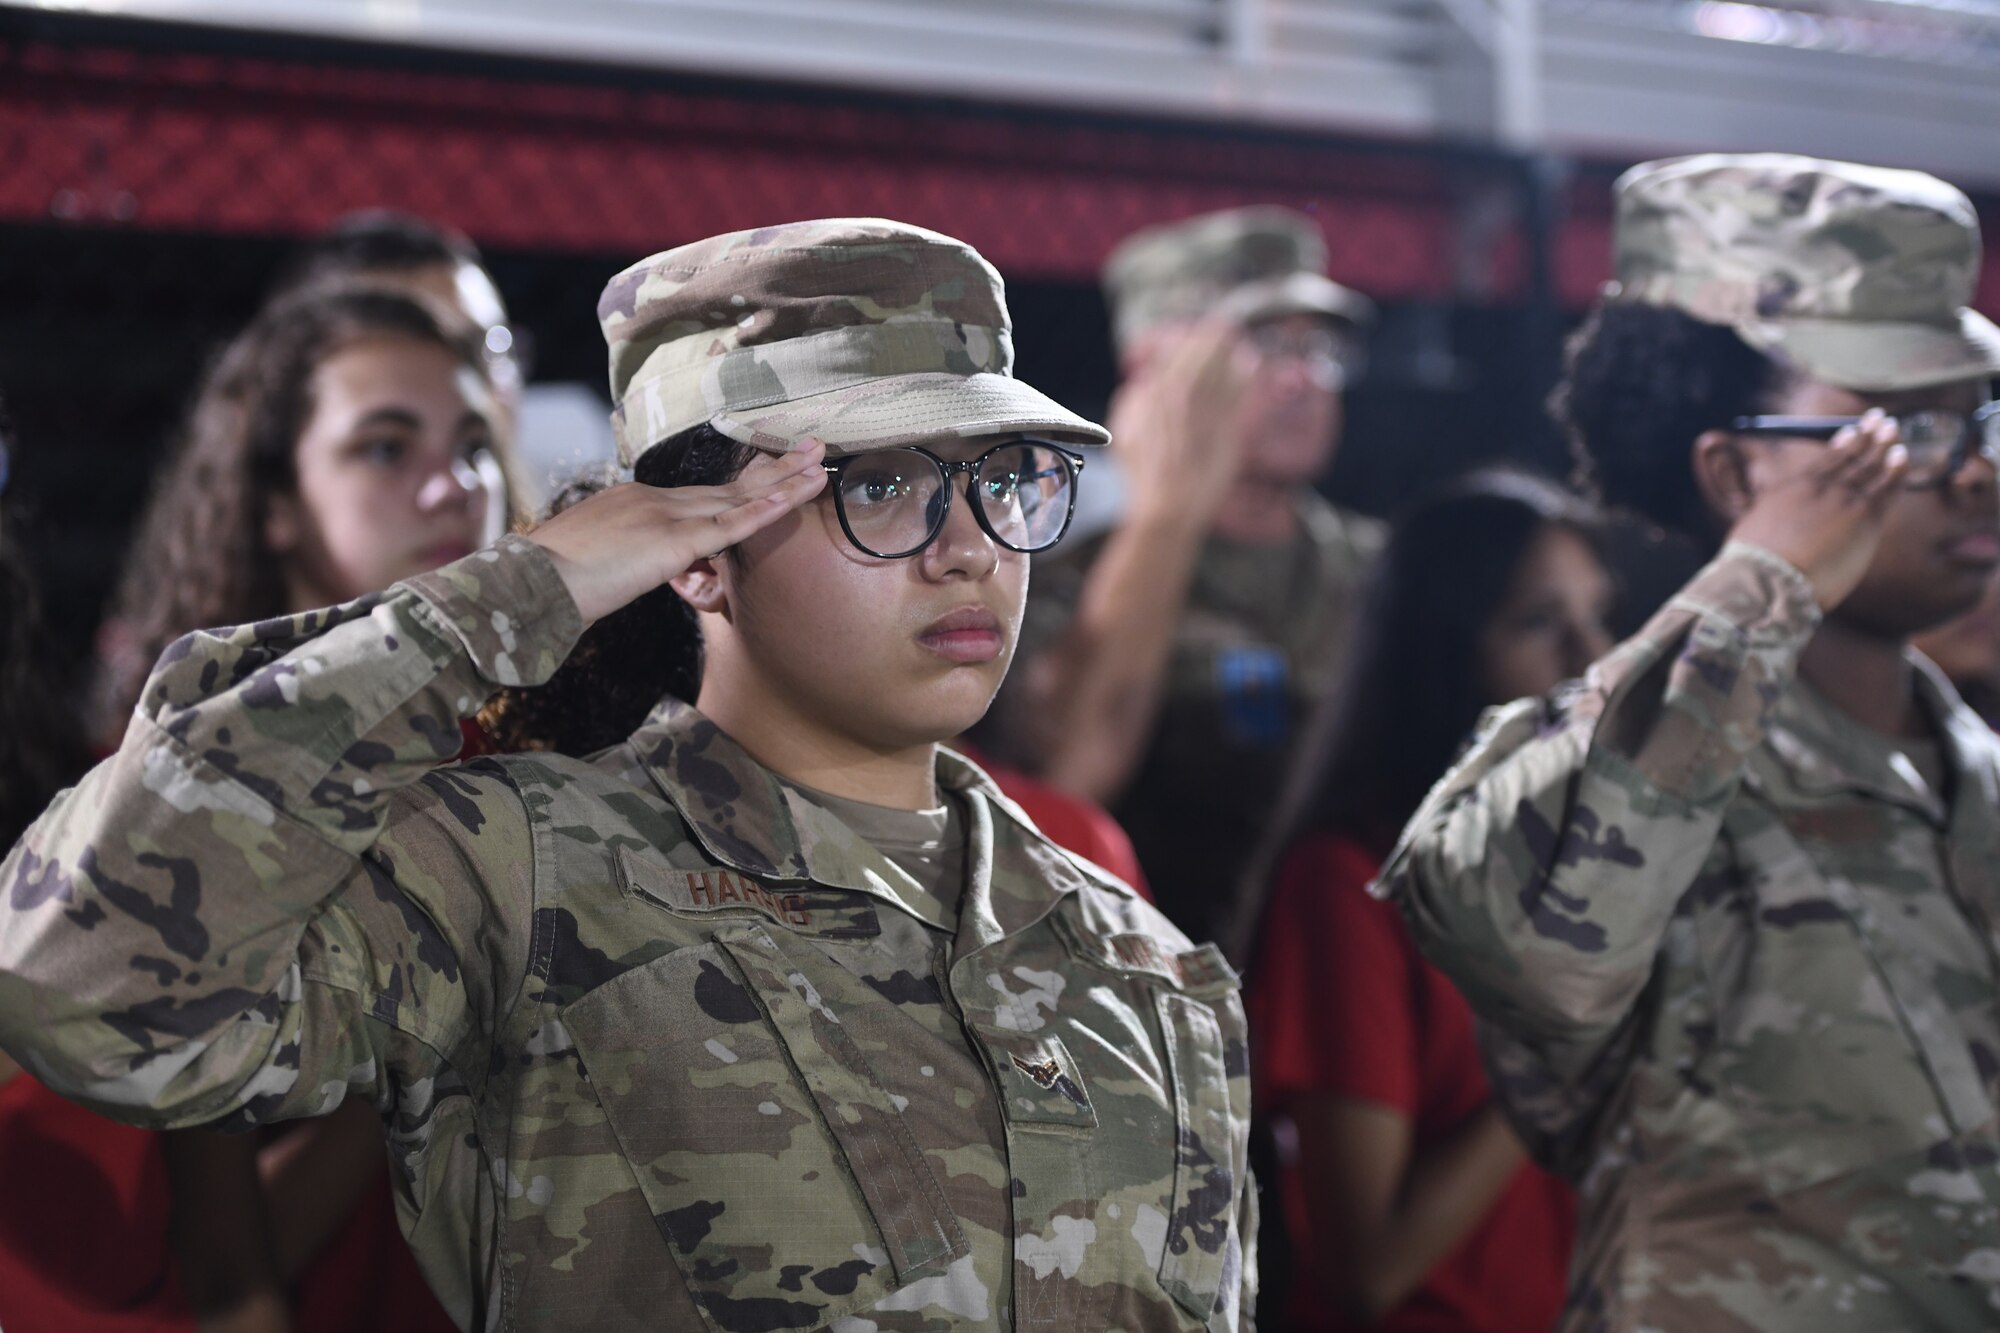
{"left": 86, "top": 286, "right": 512, "bottom": 1333}
{"left": 96, "top": 287, "right": 512, "bottom": 743}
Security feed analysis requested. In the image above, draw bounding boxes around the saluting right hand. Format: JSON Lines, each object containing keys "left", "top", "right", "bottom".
{"left": 1109, "top": 318, "right": 1255, "bottom": 530}
{"left": 1727, "top": 410, "right": 1908, "bottom": 611}
{"left": 526, "top": 439, "right": 827, "bottom": 627}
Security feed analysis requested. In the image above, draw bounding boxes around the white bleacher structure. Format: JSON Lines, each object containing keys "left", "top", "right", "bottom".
{"left": 16, "top": 0, "right": 2000, "bottom": 183}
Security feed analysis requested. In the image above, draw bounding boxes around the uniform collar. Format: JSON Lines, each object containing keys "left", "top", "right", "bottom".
{"left": 1757, "top": 653, "right": 1994, "bottom": 824}
{"left": 1293, "top": 487, "right": 1347, "bottom": 547}
{"left": 627, "top": 697, "right": 1111, "bottom": 943}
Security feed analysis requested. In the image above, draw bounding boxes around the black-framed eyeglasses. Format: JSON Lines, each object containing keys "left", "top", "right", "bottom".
{"left": 1729, "top": 404, "right": 2000, "bottom": 488}
{"left": 1246, "top": 322, "right": 1360, "bottom": 389}
{"left": 820, "top": 439, "right": 1085, "bottom": 559}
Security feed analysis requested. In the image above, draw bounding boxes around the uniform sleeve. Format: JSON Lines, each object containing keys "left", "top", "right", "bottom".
{"left": 0, "top": 536, "right": 581, "bottom": 1129}
{"left": 1254, "top": 840, "right": 1418, "bottom": 1114}
{"left": 1237, "top": 1163, "right": 1260, "bottom": 1333}
{"left": 1375, "top": 543, "right": 1818, "bottom": 1098}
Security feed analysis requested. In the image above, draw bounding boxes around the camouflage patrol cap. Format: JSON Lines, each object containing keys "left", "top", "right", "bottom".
{"left": 1102, "top": 205, "right": 1375, "bottom": 354}
{"left": 1612, "top": 153, "right": 2000, "bottom": 392}
{"left": 598, "top": 218, "right": 1109, "bottom": 464}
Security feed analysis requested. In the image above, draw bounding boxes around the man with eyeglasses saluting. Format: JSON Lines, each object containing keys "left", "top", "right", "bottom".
{"left": 989, "top": 207, "right": 1383, "bottom": 952}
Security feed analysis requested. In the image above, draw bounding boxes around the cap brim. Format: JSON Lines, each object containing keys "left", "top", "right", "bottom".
{"left": 1748, "top": 308, "right": 2000, "bottom": 393}
{"left": 710, "top": 372, "right": 1110, "bottom": 456}
{"left": 1215, "top": 272, "right": 1375, "bottom": 331}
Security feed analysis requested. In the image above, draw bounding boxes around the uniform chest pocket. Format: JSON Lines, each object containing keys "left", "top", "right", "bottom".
{"left": 1048, "top": 920, "right": 1252, "bottom": 1328}
{"left": 1692, "top": 823, "right": 1994, "bottom": 1197}
{"left": 1155, "top": 991, "right": 1248, "bottom": 1327}
{"left": 978, "top": 1027, "right": 1098, "bottom": 1132}
{"left": 562, "top": 927, "right": 966, "bottom": 1333}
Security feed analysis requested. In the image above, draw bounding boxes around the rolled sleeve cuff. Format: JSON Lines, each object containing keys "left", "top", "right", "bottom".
{"left": 403, "top": 535, "right": 584, "bottom": 688}
{"left": 1672, "top": 542, "right": 1823, "bottom": 650}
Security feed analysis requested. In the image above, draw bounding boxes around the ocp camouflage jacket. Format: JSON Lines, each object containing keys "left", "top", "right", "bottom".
{"left": 1381, "top": 542, "right": 2000, "bottom": 1331}
{"left": 0, "top": 536, "right": 1256, "bottom": 1333}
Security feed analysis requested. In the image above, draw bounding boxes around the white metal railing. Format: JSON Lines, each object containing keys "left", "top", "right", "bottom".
{"left": 1556, "top": 0, "right": 2000, "bottom": 66}
{"left": 10, "top": 0, "right": 2000, "bottom": 184}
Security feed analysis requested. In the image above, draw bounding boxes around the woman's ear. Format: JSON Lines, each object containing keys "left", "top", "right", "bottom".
{"left": 670, "top": 556, "right": 729, "bottom": 615}
{"left": 1692, "top": 429, "right": 1757, "bottom": 524}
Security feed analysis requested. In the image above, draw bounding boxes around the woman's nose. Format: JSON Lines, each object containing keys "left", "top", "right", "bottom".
{"left": 920, "top": 475, "right": 1000, "bottom": 578}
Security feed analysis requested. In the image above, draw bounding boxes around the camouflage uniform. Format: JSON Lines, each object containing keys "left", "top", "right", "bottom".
{"left": 1007, "top": 207, "right": 1382, "bottom": 943}
{"left": 0, "top": 220, "right": 1256, "bottom": 1332}
{"left": 1379, "top": 156, "right": 2000, "bottom": 1331}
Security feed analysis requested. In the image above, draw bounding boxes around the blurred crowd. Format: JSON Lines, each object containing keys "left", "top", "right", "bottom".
{"left": 4, "top": 146, "right": 2000, "bottom": 1333}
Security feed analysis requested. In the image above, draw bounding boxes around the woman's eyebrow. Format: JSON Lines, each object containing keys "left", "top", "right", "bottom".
{"left": 1880, "top": 389, "right": 1983, "bottom": 414}
{"left": 349, "top": 406, "right": 423, "bottom": 433}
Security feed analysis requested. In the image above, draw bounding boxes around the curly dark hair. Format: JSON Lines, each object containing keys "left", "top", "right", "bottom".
{"left": 480, "top": 423, "right": 758, "bottom": 757}
{"left": 1552, "top": 302, "right": 1790, "bottom": 541}
{"left": 94, "top": 287, "right": 492, "bottom": 742}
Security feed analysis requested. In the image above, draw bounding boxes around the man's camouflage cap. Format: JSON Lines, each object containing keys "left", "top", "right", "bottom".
{"left": 598, "top": 218, "right": 1110, "bottom": 464}
{"left": 1102, "top": 205, "right": 1375, "bottom": 354}
{"left": 1611, "top": 153, "right": 2000, "bottom": 392}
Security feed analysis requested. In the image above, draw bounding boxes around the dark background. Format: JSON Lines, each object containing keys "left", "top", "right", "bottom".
{"left": 0, "top": 219, "right": 1565, "bottom": 671}
{"left": 1, "top": 11, "right": 1876, "bottom": 675}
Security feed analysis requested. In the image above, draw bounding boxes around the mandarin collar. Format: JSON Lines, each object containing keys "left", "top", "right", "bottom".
{"left": 1756, "top": 654, "right": 1994, "bottom": 824}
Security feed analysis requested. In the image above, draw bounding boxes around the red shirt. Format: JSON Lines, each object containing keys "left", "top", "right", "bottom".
{"left": 0, "top": 1071, "right": 185, "bottom": 1333}
{"left": 1250, "top": 832, "right": 1574, "bottom": 1333}
{"left": 0, "top": 1071, "right": 457, "bottom": 1333}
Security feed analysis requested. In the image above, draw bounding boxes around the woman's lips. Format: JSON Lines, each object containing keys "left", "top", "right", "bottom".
{"left": 918, "top": 607, "right": 1005, "bottom": 664}
{"left": 1943, "top": 531, "right": 2000, "bottom": 567}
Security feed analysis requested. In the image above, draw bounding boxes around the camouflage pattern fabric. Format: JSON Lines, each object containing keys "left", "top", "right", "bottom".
{"left": 1612, "top": 153, "right": 2000, "bottom": 392}
{"left": 1101, "top": 206, "right": 1374, "bottom": 355}
{"left": 0, "top": 534, "right": 1255, "bottom": 1332}
{"left": 1378, "top": 542, "right": 2000, "bottom": 1331}
{"left": 1006, "top": 491, "right": 1383, "bottom": 946}
{"left": 598, "top": 218, "right": 1109, "bottom": 465}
